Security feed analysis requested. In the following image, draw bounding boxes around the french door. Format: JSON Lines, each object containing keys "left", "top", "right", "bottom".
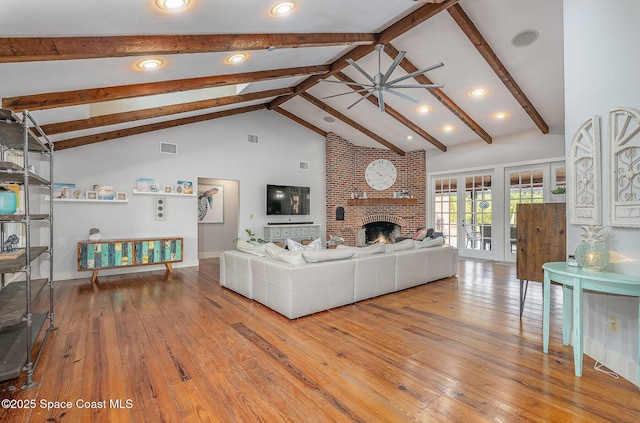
{"left": 433, "top": 171, "right": 495, "bottom": 259}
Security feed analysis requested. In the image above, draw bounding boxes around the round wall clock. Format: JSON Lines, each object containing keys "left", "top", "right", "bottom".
{"left": 365, "top": 159, "right": 397, "bottom": 190}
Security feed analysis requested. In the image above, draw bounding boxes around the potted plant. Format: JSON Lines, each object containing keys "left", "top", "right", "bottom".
{"left": 233, "top": 228, "right": 265, "bottom": 245}
{"left": 551, "top": 186, "right": 566, "bottom": 203}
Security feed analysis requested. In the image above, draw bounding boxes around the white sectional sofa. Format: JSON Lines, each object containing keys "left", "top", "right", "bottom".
{"left": 220, "top": 241, "right": 458, "bottom": 319}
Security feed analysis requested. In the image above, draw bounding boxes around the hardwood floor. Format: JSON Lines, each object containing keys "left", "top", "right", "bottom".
{"left": 1, "top": 258, "right": 638, "bottom": 422}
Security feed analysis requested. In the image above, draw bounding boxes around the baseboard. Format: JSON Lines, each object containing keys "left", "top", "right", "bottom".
{"left": 199, "top": 251, "right": 224, "bottom": 259}
{"left": 584, "top": 335, "right": 638, "bottom": 387}
{"left": 53, "top": 260, "right": 200, "bottom": 281}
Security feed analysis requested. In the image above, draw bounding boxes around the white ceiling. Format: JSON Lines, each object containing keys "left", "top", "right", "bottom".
{"left": 0, "top": 0, "right": 564, "bottom": 153}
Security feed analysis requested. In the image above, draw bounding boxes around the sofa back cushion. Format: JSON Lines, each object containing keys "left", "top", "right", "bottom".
{"left": 413, "top": 237, "right": 444, "bottom": 249}
{"left": 236, "top": 239, "right": 269, "bottom": 256}
{"left": 265, "top": 243, "right": 306, "bottom": 265}
{"left": 336, "top": 243, "right": 385, "bottom": 257}
{"left": 384, "top": 238, "right": 415, "bottom": 252}
{"left": 302, "top": 249, "right": 354, "bottom": 263}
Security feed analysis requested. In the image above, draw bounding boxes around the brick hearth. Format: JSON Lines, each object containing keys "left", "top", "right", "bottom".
{"left": 325, "top": 133, "right": 426, "bottom": 246}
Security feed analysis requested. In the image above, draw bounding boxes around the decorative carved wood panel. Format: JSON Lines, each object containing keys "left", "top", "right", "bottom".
{"left": 568, "top": 116, "right": 601, "bottom": 225}
{"left": 609, "top": 107, "right": 640, "bottom": 227}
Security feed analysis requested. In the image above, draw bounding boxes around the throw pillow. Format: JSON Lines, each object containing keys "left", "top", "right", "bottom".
{"left": 302, "top": 249, "right": 354, "bottom": 263}
{"left": 412, "top": 227, "right": 428, "bottom": 241}
{"left": 235, "top": 239, "right": 268, "bottom": 256}
{"left": 265, "top": 243, "right": 306, "bottom": 265}
{"left": 286, "top": 238, "right": 322, "bottom": 252}
{"left": 336, "top": 243, "right": 385, "bottom": 257}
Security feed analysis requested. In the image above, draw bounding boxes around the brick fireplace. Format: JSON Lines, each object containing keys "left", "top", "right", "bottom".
{"left": 325, "top": 133, "right": 426, "bottom": 246}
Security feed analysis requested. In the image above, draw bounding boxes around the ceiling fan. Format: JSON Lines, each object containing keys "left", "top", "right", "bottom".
{"left": 320, "top": 44, "right": 444, "bottom": 113}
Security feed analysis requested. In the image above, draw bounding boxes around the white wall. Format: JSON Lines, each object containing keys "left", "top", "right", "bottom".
{"left": 52, "top": 109, "right": 326, "bottom": 280}
{"left": 564, "top": 0, "right": 640, "bottom": 386}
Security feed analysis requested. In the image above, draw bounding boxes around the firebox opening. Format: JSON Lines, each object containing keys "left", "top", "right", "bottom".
{"left": 364, "top": 221, "right": 400, "bottom": 244}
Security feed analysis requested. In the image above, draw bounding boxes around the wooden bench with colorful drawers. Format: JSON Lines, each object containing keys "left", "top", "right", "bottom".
{"left": 77, "top": 237, "right": 183, "bottom": 282}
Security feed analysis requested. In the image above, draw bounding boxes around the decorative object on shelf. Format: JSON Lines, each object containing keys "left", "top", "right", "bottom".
{"left": 116, "top": 192, "right": 127, "bottom": 201}
{"left": 0, "top": 185, "right": 17, "bottom": 214}
{"left": 609, "top": 107, "right": 640, "bottom": 227}
{"left": 2, "top": 234, "right": 19, "bottom": 253}
{"left": 136, "top": 177, "right": 155, "bottom": 192}
{"left": 73, "top": 189, "right": 82, "bottom": 199}
{"left": 574, "top": 225, "right": 610, "bottom": 271}
{"left": 53, "top": 182, "right": 75, "bottom": 199}
{"left": 198, "top": 184, "right": 223, "bottom": 223}
{"left": 88, "top": 227, "right": 101, "bottom": 242}
{"left": 177, "top": 180, "right": 193, "bottom": 194}
{"left": 164, "top": 186, "right": 173, "bottom": 193}
{"left": 86, "top": 190, "right": 98, "bottom": 200}
{"left": 365, "top": 159, "right": 397, "bottom": 190}
{"left": 568, "top": 116, "right": 601, "bottom": 225}
{"left": 94, "top": 184, "right": 114, "bottom": 200}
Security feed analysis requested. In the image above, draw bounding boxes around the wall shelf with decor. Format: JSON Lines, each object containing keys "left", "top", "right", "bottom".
{"left": 131, "top": 189, "right": 196, "bottom": 197}
{"left": 52, "top": 198, "right": 128, "bottom": 203}
{"left": 347, "top": 198, "right": 417, "bottom": 206}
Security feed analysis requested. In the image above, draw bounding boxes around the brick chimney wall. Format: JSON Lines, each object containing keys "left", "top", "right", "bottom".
{"left": 325, "top": 133, "right": 426, "bottom": 246}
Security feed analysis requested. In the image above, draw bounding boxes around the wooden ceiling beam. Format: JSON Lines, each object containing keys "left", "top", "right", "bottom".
{"left": 383, "top": 43, "right": 492, "bottom": 144}
{"left": 39, "top": 88, "right": 292, "bottom": 135}
{"left": 53, "top": 104, "right": 266, "bottom": 151}
{"left": 299, "top": 92, "right": 405, "bottom": 156}
{"left": 448, "top": 4, "right": 549, "bottom": 134}
{"left": 3, "top": 65, "right": 328, "bottom": 112}
{"left": 0, "top": 33, "right": 376, "bottom": 63}
{"left": 333, "top": 72, "right": 447, "bottom": 152}
{"left": 268, "top": 0, "right": 459, "bottom": 110}
{"left": 272, "top": 108, "right": 327, "bottom": 137}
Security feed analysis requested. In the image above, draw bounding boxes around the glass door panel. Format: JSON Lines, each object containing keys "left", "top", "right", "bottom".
{"left": 507, "top": 168, "right": 544, "bottom": 259}
{"left": 434, "top": 177, "right": 458, "bottom": 248}
{"left": 463, "top": 174, "right": 493, "bottom": 253}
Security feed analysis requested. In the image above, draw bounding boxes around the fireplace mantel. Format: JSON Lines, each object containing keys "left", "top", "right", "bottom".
{"left": 347, "top": 198, "right": 418, "bottom": 206}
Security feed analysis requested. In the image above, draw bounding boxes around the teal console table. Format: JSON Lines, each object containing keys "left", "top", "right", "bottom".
{"left": 542, "top": 262, "right": 640, "bottom": 384}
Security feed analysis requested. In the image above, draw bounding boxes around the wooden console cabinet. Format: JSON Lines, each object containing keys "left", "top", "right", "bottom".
{"left": 263, "top": 224, "right": 321, "bottom": 243}
{"left": 78, "top": 237, "right": 183, "bottom": 282}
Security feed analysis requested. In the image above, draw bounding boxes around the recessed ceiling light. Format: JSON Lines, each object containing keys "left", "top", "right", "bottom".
{"left": 512, "top": 30, "right": 539, "bottom": 47}
{"left": 416, "top": 105, "right": 432, "bottom": 114}
{"left": 135, "top": 58, "right": 165, "bottom": 70}
{"left": 407, "top": 135, "right": 414, "bottom": 140}
{"left": 323, "top": 116, "right": 335, "bottom": 123}
{"left": 155, "top": 0, "right": 190, "bottom": 11}
{"left": 226, "top": 53, "right": 248, "bottom": 64}
{"left": 492, "top": 112, "right": 510, "bottom": 120}
{"left": 271, "top": 2, "right": 295, "bottom": 16}
{"left": 442, "top": 125, "right": 456, "bottom": 133}
{"left": 469, "top": 87, "right": 488, "bottom": 98}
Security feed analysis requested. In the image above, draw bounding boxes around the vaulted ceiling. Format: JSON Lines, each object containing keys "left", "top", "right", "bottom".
{"left": 0, "top": 0, "right": 564, "bottom": 155}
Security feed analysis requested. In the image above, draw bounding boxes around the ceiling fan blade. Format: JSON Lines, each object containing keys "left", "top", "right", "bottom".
{"left": 319, "top": 79, "right": 374, "bottom": 88}
{"left": 387, "top": 83, "right": 445, "bottom": 89}
{"left": 347, "top": 58, "right": 376, "bottom": 85}
{"left": 384, "top": 88, "right": 420, "bottom": 103}
{"left": 380, "top": 51, "right": 406, "bottom": 85}
{"left": 322, "top": 88, "right": 372, "bottom": 100}
{"left": 347, "top": 89, "right": 376, "bottom": 109}
{"left": 386, "top": 62, "right": 444, "bottom": 85}
{"left": 375, "top": 90, "right": 385, "bottom": 113}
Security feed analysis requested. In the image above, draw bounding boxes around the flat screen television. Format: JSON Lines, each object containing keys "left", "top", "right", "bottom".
{"left": 266, "top": 184, "right": 310, "bottom": 216}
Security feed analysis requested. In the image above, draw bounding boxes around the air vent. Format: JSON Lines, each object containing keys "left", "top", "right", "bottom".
{"left": 299, "top": 161, "right": 309, "bottom": 170}
{"left": 160, "top": 142, "right": 178, "bottom": 155}
{"left": 248, "top": 134, "right": 259, "bottom": 143}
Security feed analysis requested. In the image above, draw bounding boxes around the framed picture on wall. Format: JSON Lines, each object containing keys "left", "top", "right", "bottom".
{"left": 198, "top": 184, "right": 224, "bottom": 223}
{"left": 86, "top": 190, "right": 98, "bottom": 200}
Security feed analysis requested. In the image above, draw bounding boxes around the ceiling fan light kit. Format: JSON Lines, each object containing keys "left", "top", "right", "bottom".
{"left": 321, "top": 44, "right": 444, "bottom": 112}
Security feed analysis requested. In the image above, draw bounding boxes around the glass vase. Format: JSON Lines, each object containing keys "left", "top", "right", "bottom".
{"left": 575, "top": 241, "right": 610, "bottom": 271}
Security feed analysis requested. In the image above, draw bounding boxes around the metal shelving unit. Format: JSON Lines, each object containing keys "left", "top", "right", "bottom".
{"left": 0, "top": 109, "right": 54, "bottom": 389}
